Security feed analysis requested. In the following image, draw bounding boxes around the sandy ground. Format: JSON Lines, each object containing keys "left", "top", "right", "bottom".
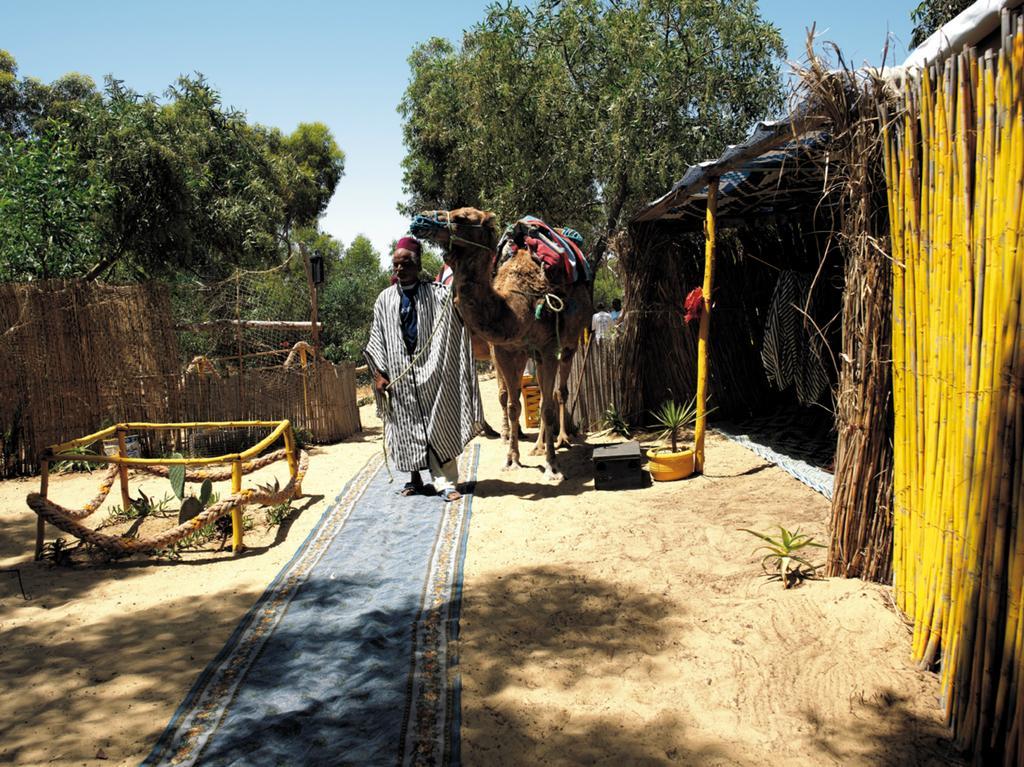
{"left": 0, "top": 375, "right": 963, "bottom": 766}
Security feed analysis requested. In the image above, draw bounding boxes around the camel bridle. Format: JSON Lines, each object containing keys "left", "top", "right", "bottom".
{"left": 410, "top": 211, "right": 497, "bottom": 255}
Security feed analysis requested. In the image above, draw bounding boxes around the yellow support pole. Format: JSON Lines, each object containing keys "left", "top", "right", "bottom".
{"left": 231, "top": 459, "right": 244, "bottom": 554}
{"left": 34, "top": 459, "right": 49, "bottom": 560}
{"left": 116, "top": 428, "right": 131, "bottom": 513}
{"left": 694, "top": 176, "right": 718, "bottom": 473}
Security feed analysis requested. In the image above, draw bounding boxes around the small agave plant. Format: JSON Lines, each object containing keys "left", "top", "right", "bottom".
{"left": 740, "top": 526, "right": 826, "bottom": 589}
{"left": 651, "top": 398, "right": 698, "bottom": 454}
{"left": 596, "top": 403, "right": 631, "bottom": 439}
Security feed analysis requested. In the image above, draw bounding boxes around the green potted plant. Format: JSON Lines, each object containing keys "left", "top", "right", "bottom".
{"left": 646, "top": 398, "right": 698, "bottom": 481}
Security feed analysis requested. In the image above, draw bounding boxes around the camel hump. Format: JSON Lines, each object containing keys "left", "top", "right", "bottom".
{"left": 500, "top": 215, "right": 593, "bottom": 285}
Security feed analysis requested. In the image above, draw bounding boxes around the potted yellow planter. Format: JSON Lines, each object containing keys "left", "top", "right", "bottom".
{"left": 646, "top": 398, "right": 698, "bottom": 482}
{"left": 647, "top": 447, "right": 695, "bottom": 481}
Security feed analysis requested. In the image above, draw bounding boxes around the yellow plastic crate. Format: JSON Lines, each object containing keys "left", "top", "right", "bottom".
{"left": 520, "top": 375, "right": 541, "bottom": 428}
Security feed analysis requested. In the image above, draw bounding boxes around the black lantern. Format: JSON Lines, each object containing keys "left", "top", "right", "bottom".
{"left": 309, "top": 251, "right": 325, "bottom": 285}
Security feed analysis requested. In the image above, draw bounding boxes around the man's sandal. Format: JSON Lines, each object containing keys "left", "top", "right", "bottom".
{"left": 440, "top": 487, "right": 462, "bottom": 502}
{"left": 400, "top": 481, "right": 422, "bottom": 497}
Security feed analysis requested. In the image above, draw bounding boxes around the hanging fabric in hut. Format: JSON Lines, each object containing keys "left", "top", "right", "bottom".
{"left": 760, "top": 270, "right": 830, "bottom": 406}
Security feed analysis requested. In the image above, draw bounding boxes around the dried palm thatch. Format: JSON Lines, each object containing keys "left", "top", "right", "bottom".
{"left": 797, "top": 41, "right": 896, "bottom": 585}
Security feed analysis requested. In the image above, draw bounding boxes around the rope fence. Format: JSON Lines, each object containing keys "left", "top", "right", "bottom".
{"left": 28, "top": 420, "right": 307, "bottom": 558}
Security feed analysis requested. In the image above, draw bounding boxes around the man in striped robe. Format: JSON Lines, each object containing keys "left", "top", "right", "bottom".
{"left": 364, "top": 236, "right": 483, "bottom": 501}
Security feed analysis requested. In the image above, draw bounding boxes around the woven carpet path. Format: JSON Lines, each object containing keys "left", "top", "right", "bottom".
{"left": 143, "top": 445, "right": 480, "bottom": 767}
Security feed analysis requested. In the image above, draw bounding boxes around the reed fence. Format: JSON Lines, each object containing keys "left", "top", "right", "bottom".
{"left": 0, "top": 281, "right": 360, "bottom": 477}
{"left": 567, "top": 334, "right": 624, "bottom": 431}
{"left": 798, "top": 55, "right": 896, "bottom": 585}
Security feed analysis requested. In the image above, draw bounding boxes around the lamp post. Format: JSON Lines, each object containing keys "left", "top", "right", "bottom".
{"left": 309, "top": 252, "right": 325, "bottom": 287}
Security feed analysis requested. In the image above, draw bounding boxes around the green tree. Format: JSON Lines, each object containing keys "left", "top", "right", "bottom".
{"left": 910, "top": 1, "right": 974, "bottom": 48}
{"left": 592, "top": 252, "right": 623, "bottom": 307}
{"left": 275, "top": 122, "right": 346, "bottom": 227}
{"left": 0, "top": 53, "right": 346, "bottom": 282}
{"left": 319, "top": 235, "right": 389, "bottom": 362}
{"left": 0, "top": 126, "right": 108, "bottom": 280}
{"left": 399, "top": 0, "right": 784, "bottom": 261}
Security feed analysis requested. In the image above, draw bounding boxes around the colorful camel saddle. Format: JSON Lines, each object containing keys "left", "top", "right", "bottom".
{"left": 498, "top": 216, "right": 592, "bottom": 285}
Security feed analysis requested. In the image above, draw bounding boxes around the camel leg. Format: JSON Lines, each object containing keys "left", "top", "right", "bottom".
{"left": 493, "top": 349, "right": 523, "bottom": 470}
{"left": 554, "top": 347, "right": 576, "bottom": 449}
{"left": 535, "top": 356, "right": 562, "bottom": 481}
{"left": 497, "top": 377, "right": 510, "bottom": 442}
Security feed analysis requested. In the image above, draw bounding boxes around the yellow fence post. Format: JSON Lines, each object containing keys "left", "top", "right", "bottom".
{"left": 116, "top": 427, "right": 132, "bottom": 512}
{"left": 35, "top": 459, "right": 49, "bottom": 560}
{"left": 231, "top": 459, "right": 244, "bottom": 554}
{"left": 694, "top": 176, "right": 719, "bottom": 473}
{"left": 283, "top": 422, "right": 301, "bottom": 497}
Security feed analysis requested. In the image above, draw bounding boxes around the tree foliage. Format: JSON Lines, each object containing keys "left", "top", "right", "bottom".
{"left": 399, "top": 0, "right": 784, "bottom": 255}
{"left": 0, "top": 127, "right": 108, "bottom": 280}
{"left": 910, "top": 0, "right": 975, "bottom": 48}
{"left": 0, "top": 51, "right": 345, "bottom": 282}
{"left": 319, "top": 235, "right": 390, "bottom": 362}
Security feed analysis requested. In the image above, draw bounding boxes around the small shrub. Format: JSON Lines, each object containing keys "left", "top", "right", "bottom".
{"left": 41, "top": 537, "right": 75, "bottom": 566}
{"left": 740, "top": 526, "right": 826, "bottom": 589}
{"left": 596, "top": 404, "right": 631, "bottom": 439}
{"left": 54, "top": 445, "right": 96, "bottom": 474}
{"left": 293, "top": 428, "right": 314, "bottom": 450}
{"left": 266, "top": 503, "right": 292, "bottom": 527}
{"left": 106, "top": 503, "right": 139, "bottom": 525}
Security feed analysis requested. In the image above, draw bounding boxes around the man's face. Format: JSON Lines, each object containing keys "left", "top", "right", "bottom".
{"left": 392, "top": 248, "right": 420, "bottom": 285}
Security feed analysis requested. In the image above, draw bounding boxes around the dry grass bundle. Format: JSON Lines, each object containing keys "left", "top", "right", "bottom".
{"left": 884, "top": 23, "right": 1024, "bottom": 763}
{"left": 797, "top": 44, "right": 897, "bottom": 585}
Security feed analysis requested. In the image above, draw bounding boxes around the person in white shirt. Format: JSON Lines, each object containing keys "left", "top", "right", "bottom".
{"left": 591, "top": 303, "right": 614, "bottom": 342}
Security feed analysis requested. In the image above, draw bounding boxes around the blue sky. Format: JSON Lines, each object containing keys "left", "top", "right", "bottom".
{"left": 6, "top": 0, "right": 915, "bottom": 258}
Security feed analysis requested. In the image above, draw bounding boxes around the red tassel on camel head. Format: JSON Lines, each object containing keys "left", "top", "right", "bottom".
{"left": 684, "top": 287, "right": 704, "bottom": 323}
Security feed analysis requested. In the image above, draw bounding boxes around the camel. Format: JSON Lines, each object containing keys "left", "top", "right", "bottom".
{"left": 412, "top": 208, "right": 593, "bottom": 479}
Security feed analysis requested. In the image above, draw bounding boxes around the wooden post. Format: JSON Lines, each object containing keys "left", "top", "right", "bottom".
{"left": 694, "top": 177, "right": 718, "bottom": 473}
{"left": 231, "top": 459, "right": 244, "bottom": 554}
{"left": 234, "top": 274, "right": 245, "bottom": 407}
{"left": 35, "top": 459, "right": 49, "bottom": 560}
{"left": 116, "top": 428, "right": 132, "bottom": 512}
{"left": 301, "top": 244, "right": 321, "bottom": 358}
{"left": 299, "top": 346, "right": 311, "bottom": 430}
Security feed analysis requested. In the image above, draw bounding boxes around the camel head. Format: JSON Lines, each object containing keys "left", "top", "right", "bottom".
{"left": 409, "top": 208, "right": 499, "bottom": 267}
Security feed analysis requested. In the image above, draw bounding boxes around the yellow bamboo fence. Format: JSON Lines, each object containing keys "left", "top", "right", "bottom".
{"left": 27, "top": 420, "right": 308, "bottom": 558}
{"left": 884, "top": 25, "right": 1024, "bottom": 762}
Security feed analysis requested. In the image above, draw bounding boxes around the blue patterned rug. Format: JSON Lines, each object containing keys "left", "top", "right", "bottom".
{"left": 142, "top": 445, "right": 480, "bottom": 767}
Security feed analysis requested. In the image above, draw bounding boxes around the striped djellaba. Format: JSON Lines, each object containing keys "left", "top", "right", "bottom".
{"left": 364, "top": 279, "right": 484, "bottom": 472}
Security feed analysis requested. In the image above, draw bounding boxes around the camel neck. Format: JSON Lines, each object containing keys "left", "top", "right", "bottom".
{"left": 448, "top": 244, "right": 518, "bottom": 345}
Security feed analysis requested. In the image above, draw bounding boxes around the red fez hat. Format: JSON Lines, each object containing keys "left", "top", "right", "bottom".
{"left": 395, "top": 236, "right": 421, "bottom": 257}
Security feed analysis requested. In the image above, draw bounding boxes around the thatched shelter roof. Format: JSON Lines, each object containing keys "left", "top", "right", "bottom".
{"left": 632, "top": 107, "right": 828, "bottom": 227}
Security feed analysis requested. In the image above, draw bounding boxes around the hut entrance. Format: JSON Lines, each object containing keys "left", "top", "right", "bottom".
{"left": 626, "top": 118, "right": 841, "bottom": 494}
